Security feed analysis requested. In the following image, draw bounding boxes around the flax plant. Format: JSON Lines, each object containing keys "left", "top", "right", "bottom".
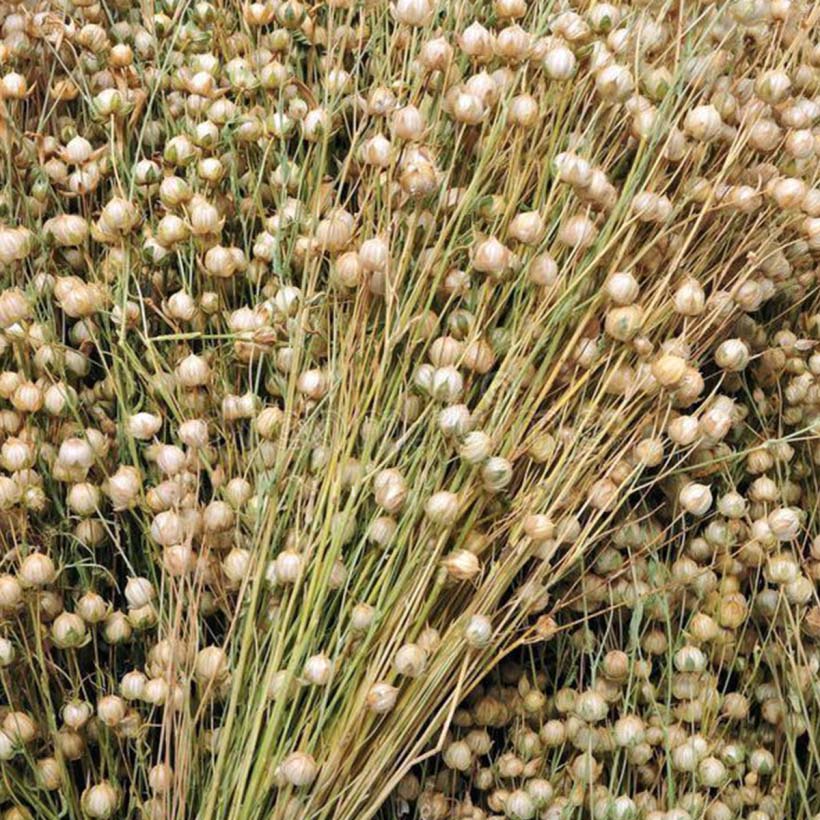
{"left": 0, "top": 0, "right": 816, "bottom": 817}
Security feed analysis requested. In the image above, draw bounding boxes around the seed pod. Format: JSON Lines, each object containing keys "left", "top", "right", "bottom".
{"left": 394, "top": 643, "right": 427, "bottom": 677}
{"left": 3, "top": 712, "right": 36, "bottom": 744}
{"left": 425, "top": 491, "right": 460, "bottom": 526}
{"left": 605, "top": 305, "right": 643, "bottom": 341}
{"left": 459, "top": 22, "right": 494, "bottom": 60}
{"left": 195, "top": 646, "right": 229, "bottom": 684}
{"left": 465, "top": 614, "right": 493, "bottom": 647}
{"left": 443, "top": 740, "right": 473, "bottom": 771}
{"left": 544, "top": 45, "right": 577, "bottom": 80}
{"left": 366, "top": 682, "right": 398, "bottom": 714}
{"left": 438, "top": 404, "right": 473, "bottom": 437}
{"left": 120, "top": 671, "right": 147, "bottom": 701}
{"left": 374, "top": 469, "right": 408, "bottom": 513}
{"left": 148, "top": 763, "right": 173, "bottom": 794}
{"left": 459, "top": 431, "right": 493, "bottom": 464}
{"left": 443, "top": 549, "right": 481, "bottom": 581}
{"left": 0, "top": 574, "right": 21, "bottom": 610}
{"left": 0, "top": 229, "right": 33, "bottom": 266}
{"left": 393, "top": 0, "right": 434, "bottom": 26}
{"left": 596, "top": 64, "right": 634, "bottom": 101}
{"left": 652, "top": 354, "right": 687, "bottom": 387}
{"left": 472, "top": 237, "right": 511, "bottom": 275}
{"left": 684, "top": 104, "right": 722, "bottom": 141}
{"left": 679, "top": 482, "right": 712, "bottom": 516}
{"left": 509, "top": 211, "right": 544, "bottom": 245}
{"left": 505, "top": 789, "right": 536, "bottom": 820}
{"left": 19, "top": 552, "right": 56, "bottom": 587}
{"left": 124, "top": 577, "right": 155, "bottom": 610}
{"left": 97, "top": 695, "right": 126, "bottom": 727}
{"left": 559, "top": 214, "right": 598, "bottom": 248}
{"left": 768, "top": 507, "right": 801, "bottom": 540}
{"left": 44, "top": 214, "right": 88, "bottom": 246}
{"left": 673, "top": 278, "right": 705, "bottom": 315}
{"left": 529, "top": 253, "right": 559, "bottom": 286}
{"left": 222, "top": 548, "right": 251, "bottom": 583}
{"left": 715, "top": 338, "right": 750, "bottom": 371}
{"left": 481, "top": 456, "right": 513, "bottom": 491}
{"left": 606, "top": 271, "right": 639, "bottom": 305}
{"left": 51, "top": 612, "right": 87, "bottom": 648}
{"left": 35, "top": 756, "right": 62, "bottom": 791}
{"left": 303, "top": 653, "right": 333, "bottom": 686}
{"left": 104, "top": 466, "right": 142, "bottom": 510}
{"left": 81, "top": 782, "right": 120, "bottom": 818}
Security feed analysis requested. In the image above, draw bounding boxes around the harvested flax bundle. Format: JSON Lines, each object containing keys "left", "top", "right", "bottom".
{"left": 0, "top": 0, "right": 816, "bottom": 816}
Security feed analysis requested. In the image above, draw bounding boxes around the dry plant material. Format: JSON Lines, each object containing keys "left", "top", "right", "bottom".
{"left": 0, "top": 0, "right": 816, "bottom": 816}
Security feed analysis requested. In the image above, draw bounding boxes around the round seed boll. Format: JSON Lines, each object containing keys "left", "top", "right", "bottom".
{"left": 366, "top": 682, "right": 399, "bottom": 714}
{"left": 394, "top": 643, "right": 427, "bottom": 677}
{"left": 425, "top": 491, "right": 460, "bottom": 526}
{"left": 280, "top": 752, "right": 318, "bottom": 787}
{"left": 465, "top": 614, "right": 493, "bottom": 647}
{"left": 442, "top": 740, "right": 472, "bottom": 771}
